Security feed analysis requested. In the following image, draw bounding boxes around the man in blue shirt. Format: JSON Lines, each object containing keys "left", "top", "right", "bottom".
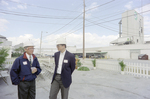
{"left": 10, "top": 41, "right": 42, "bottom": 99}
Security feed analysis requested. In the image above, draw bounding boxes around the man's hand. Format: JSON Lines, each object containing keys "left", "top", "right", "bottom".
{"left": 31, "top": 67, "right": 37, "bottom": 74}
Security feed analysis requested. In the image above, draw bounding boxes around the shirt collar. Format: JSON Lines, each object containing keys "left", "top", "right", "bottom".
{"left": 23, "top": 52, "right": 36, "bottom": 59}
{"left": 26, "top": 53, "right": 33, "bottom": 60}
{"left": 60, "top": 50, "right": 66, "bottom": 55}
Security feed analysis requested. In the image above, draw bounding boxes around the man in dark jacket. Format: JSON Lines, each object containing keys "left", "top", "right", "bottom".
{"left": 10, "top": 41, "right": 41, "bottom": 99}
{"left": 49, "top": 38, "right": 75, "bottom": 99}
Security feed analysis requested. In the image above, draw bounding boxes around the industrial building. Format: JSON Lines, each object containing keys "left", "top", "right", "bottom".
{"left": 5, "top": 10, "right": 150, "bottom": 60}
{"left": 32, "top": 10, "right": 150, "bottom": 59}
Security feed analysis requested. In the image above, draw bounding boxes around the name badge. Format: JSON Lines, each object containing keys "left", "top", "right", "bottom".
{"left": 64, "top": 60, "right": 68, "bottom": 63}
{"left": 23, "top": 61, "right": 27, "bottom": 65}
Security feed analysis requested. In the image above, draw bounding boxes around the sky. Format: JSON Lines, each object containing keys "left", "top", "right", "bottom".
{"left": 0, "top": 0, "right": 150, "bottom": 48}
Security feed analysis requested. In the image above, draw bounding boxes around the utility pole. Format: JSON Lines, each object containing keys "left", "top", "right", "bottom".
{"left": 40, "top": 31, "right": 43, "bottom": 57}
{"left": 83, "top": 0, "right": 85, "bottom": 59}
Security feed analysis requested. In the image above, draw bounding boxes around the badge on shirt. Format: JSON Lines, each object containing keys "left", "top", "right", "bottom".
{"left": 23, "top": 61, "right": 27, "bottom": 65}
{"left": 64, "top": 59, "right": 68, "bottom": 63}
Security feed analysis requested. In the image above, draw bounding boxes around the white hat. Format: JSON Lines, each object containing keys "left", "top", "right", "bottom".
{"left": 23, "top": 41, "right": 34, "bottom": 47}
{"left": 56, "top": 38, "right": 66, "bottom": 45}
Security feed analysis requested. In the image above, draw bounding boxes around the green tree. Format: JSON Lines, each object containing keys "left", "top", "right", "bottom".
{"left": 0, "top": 48, "right": 9, "bottom": 70}
{"left": 15, "top": 47, "right": 25, "bottom": 54}
{"left": 12, "top": 47, "right": 25, "bottom": 57}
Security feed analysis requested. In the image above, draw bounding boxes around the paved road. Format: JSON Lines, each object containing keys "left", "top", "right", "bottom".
{"left": 0, "top": 68, "right": 150, "bottom": 99}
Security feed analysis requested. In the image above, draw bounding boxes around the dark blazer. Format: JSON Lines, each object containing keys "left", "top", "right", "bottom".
{"left": 51, "top": 50, "right": 75, "bottom": 88}
{"left": 10, "top": 52, "right": 42, "bottom": 85}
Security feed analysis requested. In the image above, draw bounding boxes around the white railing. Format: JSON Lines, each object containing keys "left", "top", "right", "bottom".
{"left": 4, "top": 58, "right": 16, "bottom": 65}
{"left": 3, "top": 58, "right": 150, "bottom": 79}
{"left": 79, "top": 59, "right": 150, "bottom": 79}
{"left": 96, "top": 60, "right": 150, "bottom": 78}
{"left": 124, "top": 62, "right": 150, "bottom": 78}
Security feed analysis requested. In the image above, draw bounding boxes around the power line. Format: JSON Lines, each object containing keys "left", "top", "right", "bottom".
{"left": 85, "top": 0, "right": 115, "bottom": 12}
{"left": 86, "top": 19, "right": 144, "bottom": 38}
{"left": 85, "top": 19, "right": 145, "bottom": 37}
{"left": 42, "top": 21, "right": 83, "bottom": 40}
{"left": 43, "top": 27, "right": 83, "bottom": 43}
{"left": 86, "top": 19, "right": 118, "bottom": 32}
{"left": 5, "top": 0, "right": 80, "bottom": 12}
{"left": 3, "top": 18, "right": 78, "bottom": 25}
{"left": 0, "top": 10, "right": 82, "bottom": 19}
{"left": 88, "top": 2, "right": 150, "bottom": 21}
{"left": 86, "top": 9, "right": 150, "bottom": 26}
{"left": 43, "top": 13, "right": 83, "bottom": 37}
{"left": 86, "top": 0, "right": 126, "bottom": 13}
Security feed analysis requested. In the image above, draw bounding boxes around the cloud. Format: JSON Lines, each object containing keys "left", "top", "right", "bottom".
{"left": 7, "top": 33, "right": 119, "bottom": 49}
{"left": 86, "top": 2, "right": 99, "bottom": 12}
{"left": 143, "top": 16, "right": 150, "bottom": 35}
{"left": 7, "top": 33, "right": 150, "bottom": 48}
{"left": 124, "top": 1, "right": 133, "bottom": 10}
{"left": 7, "top": 34, "right": 40, "bottom": 47}
{"left": 12, "top": 0, "right": 20, "bottom": 2}
{"left": 7, "top": 7, "right": 17, "bottom": 10}
{"left": 4, "top": 0, "right": 27, "bottom": 10}
{"left": 85, "top": 2, "right": 99, "bottom": 18}
{"left": 135, "top": 4, "right": 150, "bottom": 15}
{"left": 0, "top": 18, "right": 9, "bottom": 32}
{"left": 17, "top": 4, "right": 27, "bottom": 9}
{"left": 134, "top": 4, "right": 150, "bottom": 35}
{"left": 0, "top": 0, "right": 9, "bottom": 6}
{"left": 144, "top": 35, "right": 150, "bottom": 41}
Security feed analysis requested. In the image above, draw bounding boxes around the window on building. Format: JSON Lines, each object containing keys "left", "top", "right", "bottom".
{"left": 139, "top": 19, "right": 141, "bottom": 29}
{"left": 137, "top": 39, "right": 138, "bottom": 43}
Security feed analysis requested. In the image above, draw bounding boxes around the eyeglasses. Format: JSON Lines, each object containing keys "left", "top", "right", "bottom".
{"left": 56, "top": 45, "right": 62, "bottom": 47}
{"left": 28, "top": 48, "right": 35, "bottom": 50}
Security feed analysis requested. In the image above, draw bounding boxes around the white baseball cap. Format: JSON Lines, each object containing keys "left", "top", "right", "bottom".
{"left": 23, "top": 41, "right": 34, "bottom": 47}
{"left": 56, "top": 38, "right": 66, "bottom": 45}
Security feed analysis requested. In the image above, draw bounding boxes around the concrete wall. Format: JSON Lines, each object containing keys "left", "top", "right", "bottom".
{"left": 99, "top": 44, "right": 150, "bottom": 59}
{"left": 106, "top": 50, "right": 130, "bottom": 59}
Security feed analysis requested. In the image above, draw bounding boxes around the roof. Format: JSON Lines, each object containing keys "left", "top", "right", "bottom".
{"left": 99, "top": 52, "right": 107, "bottom": 54}
{"left": 0, "top": 35, "right": 5, "bottom": 38}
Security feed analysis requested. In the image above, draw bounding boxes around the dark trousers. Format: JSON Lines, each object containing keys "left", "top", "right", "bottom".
{"left": 49, "top": 74, "right": 69, "bottom": 99}
{"left": 18, "top": 80, "right": 36, "bottom": 99}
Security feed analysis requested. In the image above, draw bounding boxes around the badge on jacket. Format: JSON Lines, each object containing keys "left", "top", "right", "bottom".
{"left": 23, "top": 61, "right": 27, "bottom": 65}
{"left": 64, "top": 59, "right": 68, "bottom": 63}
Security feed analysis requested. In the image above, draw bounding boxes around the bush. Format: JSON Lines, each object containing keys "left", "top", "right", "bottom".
{"left": 78, "top": 67, "right": 90, "bottom": 71}
{"left": 119, "top": 60, "right": 126, "bottom": 71}
{"left": 0, "top": 48, "right": 9, "bottom": 70}
{"left": 75, "top": 55, "right": 82, "bottom": 69}
{"left": 12, "top": 47, "right": 24, "bottom": 57}
{"left": 92, "top": 59, "right": 96, "bottom": 67}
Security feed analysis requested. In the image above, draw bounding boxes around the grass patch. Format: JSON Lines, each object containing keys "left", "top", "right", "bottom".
{"left": 78, "top": 66, "right": 90, "bottom": 71}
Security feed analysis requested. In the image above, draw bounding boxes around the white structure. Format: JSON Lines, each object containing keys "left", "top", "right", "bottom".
{"left": 111, "top": 10, "right": 144, "bottom": 45}
{"left": 0, "top": 35, "right": 12, "bottom": 58}
{"left": 97, "top": 43, "right": 150, "bottom": 59}
{"left": 13, "top": 43, "right": 23, "bottom": 49}
{"left": 7, "top": 10, "right": 149, "bottom": 59}
{"left": 101, "top": 10, "right": 150, "bottom": 59}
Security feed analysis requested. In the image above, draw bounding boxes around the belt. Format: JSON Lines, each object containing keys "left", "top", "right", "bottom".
{"left": 56, "top": 73, "right": 61, "bottom": 75}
